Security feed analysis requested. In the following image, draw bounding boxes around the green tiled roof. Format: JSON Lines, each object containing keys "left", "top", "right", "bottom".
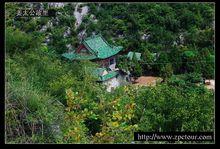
{"left": 92, "top": 68, "right": 106, "bottom": 77}
{"left": 92, "top": 67, "right": 119, "bottom": 81}
{"left": 62, "top": 52, "right": 97, "bottom": 60}
{"left": 62, "top": 34, "right": 123, "bottom": 60}
{"left": 127, "top": 52, "right": 141, "bottom": 61}
{"left": 83, "top": 34, "right": 123, "bottom": 59}
{"left": 101, "top": 71, "right": 118, "bottom": 81}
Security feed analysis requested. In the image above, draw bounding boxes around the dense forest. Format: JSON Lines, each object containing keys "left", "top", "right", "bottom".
{"left": 5, "top": 3, "right": 214, "bottom": 143}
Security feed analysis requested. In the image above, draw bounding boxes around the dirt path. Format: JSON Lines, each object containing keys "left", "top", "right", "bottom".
{"left": 132, "top": 76, "right": 163, "bottom": 86}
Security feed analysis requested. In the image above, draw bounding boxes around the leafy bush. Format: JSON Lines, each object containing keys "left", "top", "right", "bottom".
{"left": 5, "top": 3, "right": 214, "bottom": 144}
{"left": 6, "top": 59, "right": 65, "bottom": 143}
{"left": 6, "top": 28, "right": 34, "bottom": 54}
{"left": 135, "top": 83, "right": 214, "bottom": 132}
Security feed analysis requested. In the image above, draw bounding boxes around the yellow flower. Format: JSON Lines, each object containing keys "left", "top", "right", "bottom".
{"left": 131, "top": 103, "right": 136, "bottom": 108}
{"left": 111, "top": 122, "right": 119, "bottom": 127}
{"left": 65, "top": 107, "right": 71, "bottom": 112}
{"left": 133, "top": 124, "right": 138, "bottom": 128}
{"left": 96, "top": 132, "right": 104, "bottom": 137}
{"left": 126, "top": 114, "right": 132, "bottom": 120}
{"left": 113, "top": 112, "right": 122, "bottom": 121}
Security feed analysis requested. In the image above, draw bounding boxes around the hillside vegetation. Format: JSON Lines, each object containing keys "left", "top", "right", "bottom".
{"left": 5, "top": 3, "right": 214, "bottom": 143}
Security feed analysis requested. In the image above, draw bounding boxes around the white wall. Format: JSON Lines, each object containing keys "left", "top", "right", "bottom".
{"left": 103, "top": 77, "right": 120, "bottom": 92}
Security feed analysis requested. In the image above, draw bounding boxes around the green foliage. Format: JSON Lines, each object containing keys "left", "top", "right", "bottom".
{"left": 6, "top": 2, "right": 214, "bottom": 79}
{"left": 5, "top": 50, "right": 102, "bottom": 143}
{"left": 88, "top": 3, "right": 214, "bottom": 79}
{"left": 153, "top": 52, "right": 173, "bottom": 78}
{"left": 131, "top": 55, "right": 143, "bottom": 77}
{"left": 5, "top": 3, "right": 214, "bottom": 144}
{"left": 5, "top": 49, "right": 214, "bottom": 143}
{"left": 6, "top": 27, "right": 42, "bottom": 54}
{"left": 167, "top": 73, "right": 203, "bottom": 87}
{"left": 49, "top": 27, "right": 68, "bottom": 54}
{"left": 136, "top": 83, "right": 214, "bottom": 132}
{"left": 199, "top": 48, "right": 214, "bottom": 79}
{"left": 48, "top": 72, "right": 77, "bottom": 103}
{"left": 40, "top": 45, "right": 49, "bottom": 53}
{"left": 6, "top": 58, "right": 64, "bottom": 143}
{"left": 117, "top": 55, "right": 142, "bottom": 77}
{"left": 184, "top": 73, "right": 203, "bottom": 83}
{"left": 160, "top": 63, "right": 174, "bottom": 81}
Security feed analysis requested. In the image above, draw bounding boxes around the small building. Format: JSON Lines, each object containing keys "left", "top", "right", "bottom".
{"left": 127, "top": 52, "right": 142, "bottom": 61}
{"left": 204, "top": 79, "right": 215, "bottom": 91}
{"left": 62, "top": 34, "right": 125, "bottom": 92}
{"left": 62, "top": 34, "right": 123, "bottom": 70}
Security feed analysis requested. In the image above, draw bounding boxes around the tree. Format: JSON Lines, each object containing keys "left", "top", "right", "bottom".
{"left": 5, "top": 3, "right": 215, "bottom": 144}
{"left": 160, "top": 63, "right": 174, "bottom": 81}
{"left": 141, "top": 48, "right": 154, "bottom": 74}
{"left": 136, "top": 83, "right": 214, "bottom": 133}
{"left": 6, "top": 27, "right": 42, "bottom": 55}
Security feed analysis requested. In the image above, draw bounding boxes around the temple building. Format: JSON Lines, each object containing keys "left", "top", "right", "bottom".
{"left": 62, "top": 34, "right": 128, "bottom": 92}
